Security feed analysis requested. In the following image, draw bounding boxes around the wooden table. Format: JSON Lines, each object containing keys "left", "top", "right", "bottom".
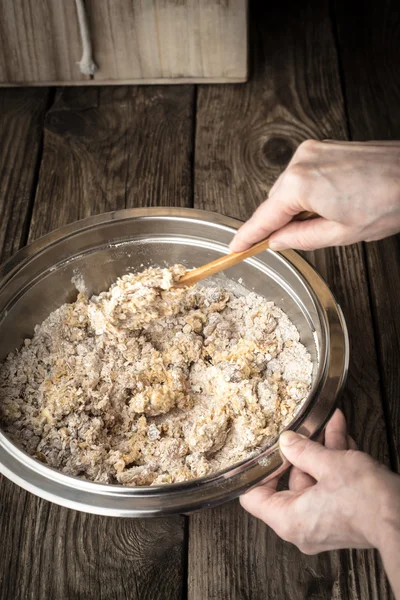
{"left": 0, "top": 1, "right": 399, "bottom": 598}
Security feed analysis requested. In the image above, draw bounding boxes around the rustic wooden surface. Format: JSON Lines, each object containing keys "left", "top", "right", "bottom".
{"left": 0, "top": 0, "right": 247, "bottom": 85}
{"left": 334, "top": 0, "right": 400, "bottom": 474}
{"left": 0, "top": 0, "right": 399, "bottom": 598}
{"left": 190, "top": 2, "right": 392, "bottom": 599}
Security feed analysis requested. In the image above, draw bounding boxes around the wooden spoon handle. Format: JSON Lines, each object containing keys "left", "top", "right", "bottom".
{"left": 175, "top": 211, "right": 318, "bottom": 288}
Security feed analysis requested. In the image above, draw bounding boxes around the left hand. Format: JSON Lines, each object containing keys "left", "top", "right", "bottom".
{"left": 240, "top": 409, "right": 400, "bottom": 554}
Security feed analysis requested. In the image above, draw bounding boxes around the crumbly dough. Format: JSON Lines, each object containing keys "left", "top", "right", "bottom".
{"left": 0, "top": 266, "right": 313, "bottom": 486}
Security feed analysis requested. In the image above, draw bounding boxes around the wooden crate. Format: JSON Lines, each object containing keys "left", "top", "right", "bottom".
{"left": 0, "top": 0, "right": 248, "bottom": 85}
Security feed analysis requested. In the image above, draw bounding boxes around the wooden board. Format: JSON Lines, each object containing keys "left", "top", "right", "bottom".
{"left": 0, "top": 0, "right": 87, "bottom": 84}
{"left": 0, "top": 0, "right": 248, "bottom": 85}
{"left": 333, "top": 0, "right": 400, "bottom": 473}
{"left": 1, "top": 85, "right": 195, "bottom": 600}
{"left": 86, "top": 0, "right": 248, "bottom": 82}
{"left": 190, "top": 1, "right": 393, "bottom": 598}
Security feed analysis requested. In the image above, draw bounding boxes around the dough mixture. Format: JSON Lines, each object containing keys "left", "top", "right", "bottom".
{"left": 0, "top": 266, "right": 313, "bottom": 486}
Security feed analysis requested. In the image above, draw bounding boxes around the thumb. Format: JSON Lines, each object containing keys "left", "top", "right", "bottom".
{"left": 229, "top": 195, "right": 301, "bottom": 253}
{"left": 279, "top": 431, "right": 333, "bottom": 480}
{"left": 268, "top": 218, "right": 352, "bottom": 251}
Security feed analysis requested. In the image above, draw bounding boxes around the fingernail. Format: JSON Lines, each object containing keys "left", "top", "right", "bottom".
{"left": 279, "top": 431, "right": 306, "bottom": 446}
{"left": 269, "top": 239, "right": 286, "bottom": 251}
{"left": 229, "top": 240, "right": 238, "bottom": 252}
{"left": 230, "top": 240, "right": 248, "bottom": 253}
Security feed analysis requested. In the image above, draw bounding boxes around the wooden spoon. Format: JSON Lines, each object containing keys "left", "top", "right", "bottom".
{"left": 175, "top": 211, "right": 318, "bottom": 288}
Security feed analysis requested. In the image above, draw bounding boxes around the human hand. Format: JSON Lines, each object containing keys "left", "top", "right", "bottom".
{"left": 240, "top": 409, "right": 400, "bottom": 555}
{"left": 230, "top": 140, "right": 400, "bottom": 252}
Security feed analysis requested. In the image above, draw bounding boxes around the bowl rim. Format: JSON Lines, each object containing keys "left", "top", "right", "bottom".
{"left": 0, "top": 207, "right": 349, "bottom": 516}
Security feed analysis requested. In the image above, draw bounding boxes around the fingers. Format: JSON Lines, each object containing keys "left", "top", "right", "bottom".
{"left": 230, "top": 140, "right": 321, "bottom": 252}
{"left": 268, "top": 218, "right": 355, "bottom": 251}
{"left": 324, "top": 408, "right": 357, "bottom": 450}
{"left": 279, "top": 430, "right": 335, "bottom": 480}
{"left": 288, "top": 424, "right": 326, "bottom": 490}
{"left": 229, "top": 192, "right": 302, "bottom": 252}
{"left": 323, "top": 139, "right": 400, "bottom": 147}
{"left": 268, "top": 171, "right": 284, "bottom": 197}
{"left": 239, "top": 475, "right": 278, "bottom": 516}
{"left": 324, "top": 408, "right": 348, "bottom": 450}
{"left": 288, "top": 410, "right": 352, "bottom": 489}
{"left": 347, "top": 435, "right": 358, "bottom": 450}
{"left": 240, "top": 479, "right": 294, "bottom": 523}
{"left": 288, "top": 466, "right": 316, "bottom": 491}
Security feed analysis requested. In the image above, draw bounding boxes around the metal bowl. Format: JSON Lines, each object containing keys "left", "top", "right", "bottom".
{"left": 0, "top": 208, "right": 349, "bottom": 516}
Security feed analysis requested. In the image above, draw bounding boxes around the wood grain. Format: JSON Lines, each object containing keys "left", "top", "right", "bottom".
{"left": 0, "top": 89, "right": 50, "bottom": 260}
{"left": 0, "top": 0, "right": 86, "bottom": 84}
{"left": 1, "top": 85, "right": 195, "bottom": 600}
{"left": 190, "top": 0, "right": 392, "bottom": 598}
{"left": 0, "top": 0, "right": 247, "bottom": 85}
{"left": 29, "top": 85, "right": 195, "bottom": 240}
{"left": 86, "top": 0, "right": 247, "bottom": 82}
{"left": 333, "top": 0, "right": 400, "bottom": 472}
{"left": 0, "top": 87, "right": 51, "bottom": 597}
{"left": 0, "top": 484, "right": 184, "bottom": 600}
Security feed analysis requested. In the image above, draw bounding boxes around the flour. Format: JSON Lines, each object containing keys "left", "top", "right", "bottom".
{"left": 0, "top": 266, "right": 313, "bottom": 486}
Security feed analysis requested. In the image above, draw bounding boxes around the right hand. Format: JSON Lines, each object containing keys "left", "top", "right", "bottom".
{"left": 230, "top": 140, "right": 400, "bottom": 252}
{"left": 240, "top": 409, "right": 400, "bottom": 554}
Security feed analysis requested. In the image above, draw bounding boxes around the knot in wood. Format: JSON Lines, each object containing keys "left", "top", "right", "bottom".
{"left": 263, "top": 137, "right": 294, "bottom": 167}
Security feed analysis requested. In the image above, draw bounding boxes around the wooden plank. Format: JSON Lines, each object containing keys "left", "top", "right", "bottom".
{"left": 333, "top": 0, "right": 400, "bottom": 472}
{"left": 1, "top": 85, "right": 195, "bottom": 600}
{"left": 190, "top": 1, "right": 392, "bottom": 598}
{"left": 0, "top": 0, "right": 86, "bottom": 84}
{"left": 0, "top": 88, "right": 50, "bottom": 261}
{"left": 0, "top": 0, "right": 247, "bottom": 85}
